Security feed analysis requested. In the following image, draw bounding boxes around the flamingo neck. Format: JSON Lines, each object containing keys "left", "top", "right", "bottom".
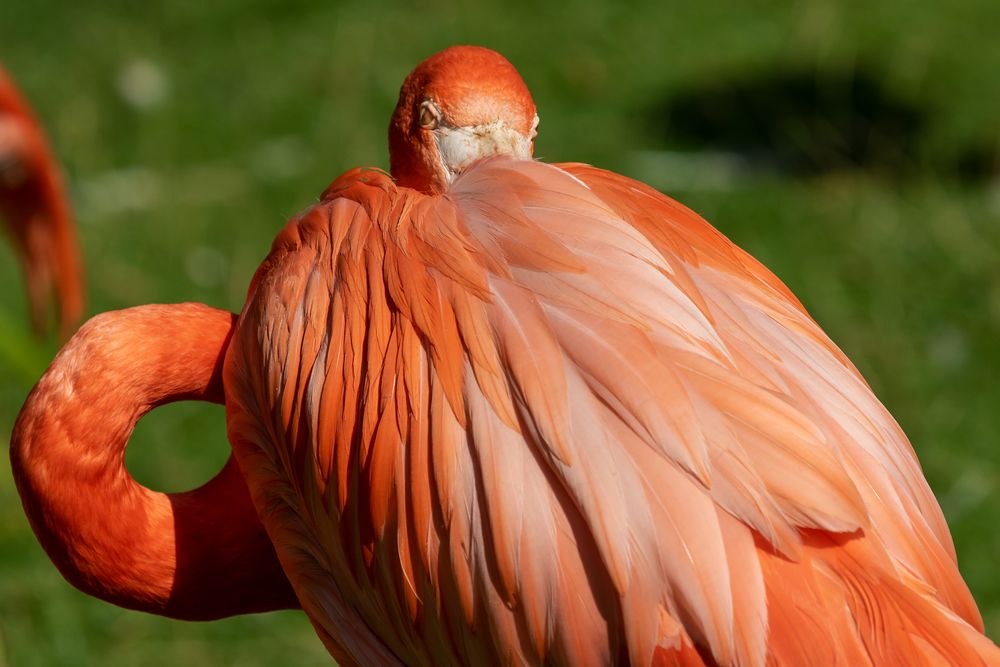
{"left": 10, "top": 303, "right": 298, "bottom": 619}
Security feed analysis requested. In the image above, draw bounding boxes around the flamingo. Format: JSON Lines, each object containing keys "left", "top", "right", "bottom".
{"left": 11, "top": 46, "right": 999, "bottom": 666}
{"left": 0, "top": 66, "right": 84, "bottom": 338}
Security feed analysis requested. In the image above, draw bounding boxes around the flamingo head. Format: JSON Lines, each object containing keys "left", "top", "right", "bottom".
{"left": 389, "top": 45, "right": 538, "bottom": 193}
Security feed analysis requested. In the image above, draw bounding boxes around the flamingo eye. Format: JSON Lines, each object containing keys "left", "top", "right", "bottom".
{"left": 418, "top": 101, "right": 439, "bottom": 130}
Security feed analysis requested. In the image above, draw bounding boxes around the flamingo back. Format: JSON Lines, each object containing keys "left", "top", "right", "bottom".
{"left": 224, "top": 157, "right": 997, "bottom": 667}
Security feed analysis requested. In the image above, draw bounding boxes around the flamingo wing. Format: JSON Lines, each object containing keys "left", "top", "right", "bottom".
{"left": 225, "top": 158, "right": 997, "bottom": 667}
{"left": 0, "top": 67, "right": 84, "bottom": 337}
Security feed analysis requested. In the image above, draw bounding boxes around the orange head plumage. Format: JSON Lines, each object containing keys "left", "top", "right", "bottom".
{"left": 389, "top": 46, "right": 538, "bottom": 193}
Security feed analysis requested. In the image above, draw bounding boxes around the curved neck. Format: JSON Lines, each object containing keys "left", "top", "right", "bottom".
{"left": 10, "top": 303, "right": 298, "bottom": 619}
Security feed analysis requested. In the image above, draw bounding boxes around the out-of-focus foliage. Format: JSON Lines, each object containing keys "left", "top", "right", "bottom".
{"left": 1, "top": 1, "right": 997, "bottom": 664}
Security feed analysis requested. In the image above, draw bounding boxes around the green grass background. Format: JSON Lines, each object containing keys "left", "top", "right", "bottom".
{"left": 1, "top": 1, "right": 998, "bottom": 664}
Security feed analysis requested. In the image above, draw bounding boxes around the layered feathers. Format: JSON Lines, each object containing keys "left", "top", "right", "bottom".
{"left": 224, "top": 157, "right": 998, "bottom": 666}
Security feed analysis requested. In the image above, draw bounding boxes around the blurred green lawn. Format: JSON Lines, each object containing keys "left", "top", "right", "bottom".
{"left": 1, "top": 1, "right": 998, "bottom": 664}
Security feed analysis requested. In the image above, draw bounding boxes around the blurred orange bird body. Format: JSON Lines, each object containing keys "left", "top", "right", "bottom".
{"left": 11, "top": 47, "right": 1000, "bottom": 666}
{"left": 0, "top": 67, "right": 83, "bottom": 337}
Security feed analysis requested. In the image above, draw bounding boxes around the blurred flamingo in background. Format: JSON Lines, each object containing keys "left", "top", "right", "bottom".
{"left": 0, "top": 66, "right": 83, "bottom": 338}
{"left": 11, "top": 47, "right": 1000, "bottom": 666}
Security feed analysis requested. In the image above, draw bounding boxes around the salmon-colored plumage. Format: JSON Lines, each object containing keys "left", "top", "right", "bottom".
{"left": 0, "top": 66, "right": 84, "bottom": 337}
{"left": 11, "top": 46, "right": 1000, "bottom": 666}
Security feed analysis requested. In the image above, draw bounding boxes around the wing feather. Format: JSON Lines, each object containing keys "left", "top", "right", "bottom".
{"left": 225, "top": 161, "right": 997, "bottom": 666}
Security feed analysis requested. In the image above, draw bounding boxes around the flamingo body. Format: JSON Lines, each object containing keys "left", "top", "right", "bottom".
{"left": 11, "top": 46, "right": 999, "bottom": 666}
{"left": 0, "top": 67, "right": 83, "bottom": 337}
{"left": 224, "top": 157, "right": 998, "bottom": 666}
